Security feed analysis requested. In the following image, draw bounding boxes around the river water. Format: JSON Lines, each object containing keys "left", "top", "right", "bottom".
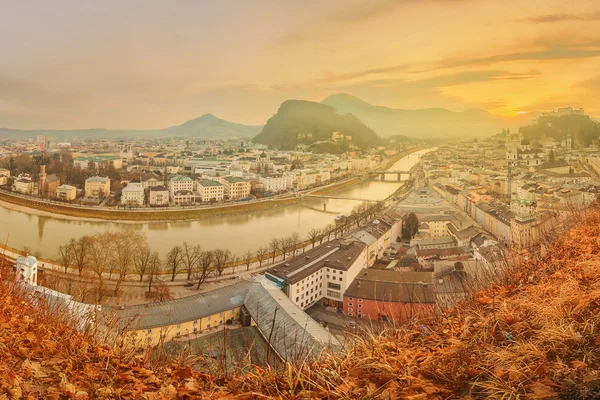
{"left": 0, "top": 149, "right": 430, "bottom": 258}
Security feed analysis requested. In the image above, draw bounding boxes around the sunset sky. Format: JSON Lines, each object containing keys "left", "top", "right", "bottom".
{"left": 0, "top": 0, "right": 599, "bottom": 129}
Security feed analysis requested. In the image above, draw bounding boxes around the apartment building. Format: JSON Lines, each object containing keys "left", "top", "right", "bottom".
{"left": 121, "top": 182, "right": 145, "bottom": 206}
{"left": 220, "top": 176, "right": 251, "bottom": 200}
{"left": 85, "top": 176, "right": 111, "bottom": 198}
{"left": 149, "top": 186, "right": 169, "bottom": 206}
{"left": 55, "top": 184, "right": 77, "bottom": 201}
{"left": 264, "top": 239, "right": 367, "bottom": 310}
{"left": 197, "top": 180, "right": 224, "bottom": 203}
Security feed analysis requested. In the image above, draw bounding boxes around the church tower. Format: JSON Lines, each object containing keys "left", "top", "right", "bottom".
{"left": 566, "top": 131, "right": 572, "bottom": 151}
{"left": 38, "top": 164, "right": 47, "bottom": 196}
{"left": 15, "top": 256, "right": 38, "bottom": 286}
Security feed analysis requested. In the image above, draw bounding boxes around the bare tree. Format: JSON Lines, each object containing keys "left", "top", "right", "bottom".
{"left": 71, "top": 236, "right": 92, "bottom": 275}
{"left": 243, "top": 250, "right": 253, "bottom": 271}
{"left": 58, "top": 243, "right": 73, "bottom": 274}
{"left": 166, "top": 245, "right": 184, "bottom": 282}
{"left": 196, "top": 250, "right": 214, "bottom": 290}
{"left": 269, "top": 238, "right": 280, "bottom": 263}
{"left": 182, "top": 242, "right": 202, "bottom": 280}
{"left": 255, "top": 246, "right": 268, "bottom": 268}
{"left": 231, "top": 256, "right": 240, "bottom": 274}
{"left": 279, "top": 237, "right": 292, "bottom": 261}
{"left": 134, "top": 245, "right": 153, "bottom": 282}
{"left": 88, "top": 235, "right": 112, "bottom": 301}
{"left": 289, "top": 232, "right": 300, "bottom": 257}
{"left": 146, "top": 251, "right": 161, "bottom": 293}
{"left": 114, "top": 231, "right": 144, "bottom": 293}
{"left": 307, "top": 228, "right": 321, "bottom": 249}
{"left": 213, "top": 249, "right": 232, "bottom": 276}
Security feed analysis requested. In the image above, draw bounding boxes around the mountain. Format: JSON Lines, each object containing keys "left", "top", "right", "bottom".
{"left": 321, "top": 93, "right": 536, "bottom": 138}
{"left": 252, "top": 100, "right": 382, "bottom": 150}
{"left": 520, "top": 113, "right": 600, "bottom": 147}
{"left": 165, "top": 114, "right": 262, "bottom": 138}
{"left": 0, "top": 114, "right": 262, "bottom": 139}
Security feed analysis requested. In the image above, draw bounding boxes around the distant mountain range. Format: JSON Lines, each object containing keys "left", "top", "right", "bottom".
{"left": 252, "top": 100, "right": 383, "bottom": 150}
{"left": 0, "top": 114, "right": 262, "bottom": 139}
{"left": 321, "top": 93, "right": 537, "bottom": 138}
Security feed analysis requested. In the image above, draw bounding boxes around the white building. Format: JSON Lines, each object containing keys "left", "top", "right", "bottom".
{"left": 169, "top": 175, "right": 195, "bottom": 205}
{"left": 149, "top": 186, "right": 170, "bottom": 206}
{"left": 85, "top": 176, "right": 111, "bottom": 198}
{"left": 264, "top": 240, "right": 368, "bottom": 310}
{"left": 13, "top": 174, "right": 34, "bottom": 194}
{"left": 121, "top": 182, "right": 145, "bottom": 206}
{"left": 260, "top": 175, "right": 293, "bottom": 193}
{"left": 197, "top": 180, "right": 224, "bottom": 203}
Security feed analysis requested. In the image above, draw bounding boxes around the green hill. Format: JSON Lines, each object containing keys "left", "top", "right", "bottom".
{"left": 252, "top": 100, "right": 383, "bottom": 150}
{"left": 520, "top": 114, "right": 600, "bottom": 147}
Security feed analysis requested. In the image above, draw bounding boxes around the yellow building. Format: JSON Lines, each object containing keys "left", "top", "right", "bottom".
{"left": 113, "top": 281, "right": 250, "bottom": 348}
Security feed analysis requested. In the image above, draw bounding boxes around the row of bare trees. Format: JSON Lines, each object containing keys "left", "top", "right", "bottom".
{"left": 58, "top": 231, "right": 162, "bottom": 299}
{"left": 56, "top": 200, "right": 386, "bottom": 295}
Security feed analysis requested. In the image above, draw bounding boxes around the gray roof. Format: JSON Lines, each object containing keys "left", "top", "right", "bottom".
{"left": 111, "top": 280, "right": 250, "bottom": 330}
{"left": 244, "top": 276, "right": 340, "bottom": 362}
{"left": 16, "top": 255, "right": 38, "bottom": 268}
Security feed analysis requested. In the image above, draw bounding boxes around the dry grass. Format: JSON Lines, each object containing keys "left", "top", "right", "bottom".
{"left": 2, "top": 206, "right": 600, "bottom": 398}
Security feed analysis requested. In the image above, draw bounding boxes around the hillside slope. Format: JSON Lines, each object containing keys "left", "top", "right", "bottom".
{"left": 252, "top": 99, "right": 383, "bottom": 149}
{"left": 2, "top": 206, "right": 600, "bottom": 398}
{"left": 322, "top": 93, "right": 536, "bottom": 139}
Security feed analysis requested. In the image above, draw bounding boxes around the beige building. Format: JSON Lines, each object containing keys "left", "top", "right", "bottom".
{"left": 121, "top": 182, "right": 145, "bottom": 206}
{"left": 13, "top": 174, "right": 34, "bottom": 194}
{"left": 220, "top": 176, "right": 251, "bottom": 200}
{"left": 197, "top": 180, "right": 224, "bottom": 202}
{"left": 55, "top": 184, "right": 77, "bottom": 201}
{"left": 149, "top": 186, "right": 169, "bottom": 206}
{"left": 85, "top": 176, "right": 111, "bottom": 198}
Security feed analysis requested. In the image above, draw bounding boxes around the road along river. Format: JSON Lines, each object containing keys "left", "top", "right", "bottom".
{"left": 0, "top": 149, "right": 431, "bottom": 258}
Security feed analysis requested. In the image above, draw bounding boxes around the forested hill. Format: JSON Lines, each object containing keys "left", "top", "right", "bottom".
{"left": 252, "top": 100, "right": 383, "bottom": 150}
{"left": 520, "top": 113, "right": 600, "bottom": 147}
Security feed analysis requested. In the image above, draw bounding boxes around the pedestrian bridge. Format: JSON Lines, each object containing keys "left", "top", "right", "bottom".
{"left": 305, "top": 194, "right": 378, "bottom": 202}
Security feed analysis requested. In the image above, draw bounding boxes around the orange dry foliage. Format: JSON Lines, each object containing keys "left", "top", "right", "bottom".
{"left": 2, "top": 207, "right": 600, "bottom": 399}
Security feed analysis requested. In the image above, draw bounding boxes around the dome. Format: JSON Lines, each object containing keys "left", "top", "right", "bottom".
{"left": 259, "top": 151, "right": 268, "bottom": 158}
{"left": 521, "top": 139, "right": 530, "bottom": 145}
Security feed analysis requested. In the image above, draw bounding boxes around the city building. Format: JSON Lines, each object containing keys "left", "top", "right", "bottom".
{"left": 149, "top": 186, "right": 170, "bottom": 206}
{"left": 84, "top": 176, "right": 111, "bottom": 198}
{"left": 13, "top": 174, "right": 34, "bottom": 194}
{"left": 74, "top": 155, "right": 123, "bottom": 170}
{"left": 260, "top": 175, "right": 292, "bottom": 193}
{"left": 38, "top": 165, "right": 60, "bottom": 197}
{"left": 220, "top": 176, "right": 251, "bottom": 200}
{"left": 55, "top": 184, "right": 77, "bottom": 201}
{"left": 169, "top": 175, "right": 195, "bottom": 204}
{"left": 342, "top": 269, "right": 435, "bottom": 321}
{"left": 121, "top": 182, "right": 145, "bottom": 206}
{"left": 197, "top": 180, "right": 224, "bottom": 203}
{"left": 140, "top": 173, "right": 163, "bottom": 190}
{"left": 265, "top": 239, "right": 368, "bottom": 310}
{"left": 113, "top": 281, "right": 250, "bottom": 348}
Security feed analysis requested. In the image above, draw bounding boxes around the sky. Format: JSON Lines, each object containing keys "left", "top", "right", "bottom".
{"left": 0, "top": 0, "right": 599, "bottom": 129}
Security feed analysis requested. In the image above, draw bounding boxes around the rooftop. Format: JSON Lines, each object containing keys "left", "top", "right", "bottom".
{"left": 266, "top": 239, "right": 366, "bottom": 285}
{"left": 344, "top": 269, "right": 435, "bottom": 303}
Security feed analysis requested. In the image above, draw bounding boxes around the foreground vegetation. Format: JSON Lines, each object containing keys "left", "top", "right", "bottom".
{"left": 2, "top": 205, "right": 600, "bottom": 398}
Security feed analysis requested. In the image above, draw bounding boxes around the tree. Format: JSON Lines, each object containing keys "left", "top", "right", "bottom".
{"left": 71, "top": 236, "right": 92, "bottom": 275}
{"left": 58, "top": 243, "right": 73, "bottom": 274}
{"left": 307, "top": 228, "right": 321, "bottom": 249}
{"left": 279, "top": 237, "right": 291, "bottom": 260}
{"left": 146, "top": 252, "right": 162, "bottom": 293}
{"left": 166, "top": 245, "right": 184, "bottom": 282}
{"left": 196, "top": 250, "right": 213, "bottom": 290}
{"left": 549, "top": 150, "right": 556, "bottom": 162}
{"left": 182, "top": 242, "right": 201, "bottom": 280}
{"left": 269, "top": 238, "right": 280, "bottom": 263}
{"left": 255, "top": 246, "right": 268, "bottom": 268}
{"left": 289, "top": 232, "right": 301, "bottom": 257}
{"left": 213, "top": 249, "right": 232, "bottom": 276}
{"left": 243, "top": 250, "right": 253, "bottom": 271}
{"left": 134, "top": 245, "right": 153, "bottom": 282}
{"left": 402, "top": 212, "right": 420, "bottom": 240}
{"left": 114, "top": 231, "right": 143, "bottom": 293}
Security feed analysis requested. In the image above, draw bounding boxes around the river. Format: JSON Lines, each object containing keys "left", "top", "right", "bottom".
{"left": 0, "top": 149, "right": 430, "bottom": 258}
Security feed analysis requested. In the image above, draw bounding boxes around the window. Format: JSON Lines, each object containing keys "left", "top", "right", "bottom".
{"left": 358, "top": 299, "right": 363, "bottom": 302}
{"left": 327, "top": 290, "right": 340, "bottom": 298}
{"left": 348, "top": 303, "right": 353, "bottom": 307}
{"left": 358, "top": 304, "right": 362, "bottom": 309}
{"left": 147, "top": 329, "right": 152, "bottom": 334}
{"left": 193, "top": 320, "right": 198, "bottom": 325}
{"left": 327, "top": 275, "right": 329, "bottom": 279}
{"left": 339, "top": 277, "right": 343, "bottom": 281}
{"left": 349, "top": 297, "right": 353, "bottom": 301}
{"left": 193, "top": 327, "right": 197, "bottom": 333}
{"left": 328, "top": 282, "right": 341, "bottom": 290}
{"left": 296, "top": 297, "right": 299, "bottom": 302}
{"left": 176, "top": 332, "right": 180, "bottom": 336}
